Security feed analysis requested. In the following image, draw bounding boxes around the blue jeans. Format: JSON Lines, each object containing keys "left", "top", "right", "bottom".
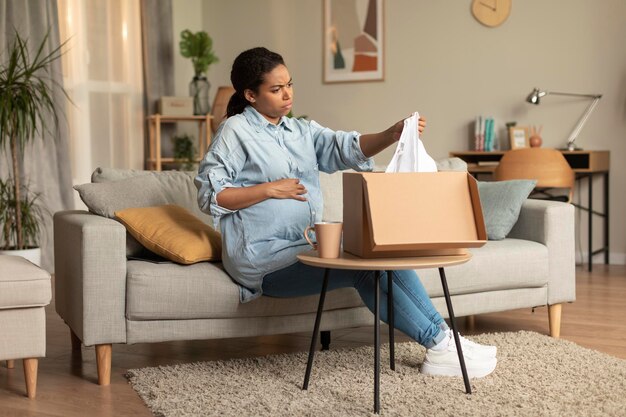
{"left": 262, "top": 262, "right": 448, "bottom": 348}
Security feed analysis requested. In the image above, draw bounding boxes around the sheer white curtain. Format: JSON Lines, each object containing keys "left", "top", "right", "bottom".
{"left": 57, "top": 0, "right": 144, "bottom": 207}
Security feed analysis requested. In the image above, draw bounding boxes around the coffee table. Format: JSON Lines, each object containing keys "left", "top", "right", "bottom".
{"left": 297, "top": 250, "right": 472, "bottom": 414}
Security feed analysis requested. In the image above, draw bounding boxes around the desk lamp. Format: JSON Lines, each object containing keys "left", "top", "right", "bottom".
{"left": 526, "top": 88, "right": 602, "bottom": 151}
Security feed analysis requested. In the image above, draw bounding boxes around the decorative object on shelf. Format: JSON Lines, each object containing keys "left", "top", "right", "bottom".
{"left": 509, "top": 126, "right": 529, "bottom": 149}
{"left": 471, "top": 0, "right": 512, "bottom": 27}
{"left": 323, "top": 0, "right": 384, "bottom": 83}
{"left": 529, "top": 125, "right": 543, "bottom": 147}
{"left": 473, "top": 115, "right": 497, "bottom": 151}
{"left": 0, "top": 30, "right": 67, "bottom": 264}
{"left": 179, "top": 30, "right": 219, "bottom": 115}
{"left": 158, "top": 96, "right": 194, "bottom": 117}
{"left": 189, "top": 77, "right": 210, "bottom": 115}
{"left": 171, "top": 133, "right": 197, "bottom": 170}
{"left": 525, "top": 88, "right": 602, "bottom": 151}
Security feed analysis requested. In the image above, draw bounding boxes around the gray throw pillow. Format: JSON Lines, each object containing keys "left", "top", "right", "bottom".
{"left": 477, "top": 180, "right": 537, "bottom": 240}
{"left": 436, "top": 157, "right": 468, "bottom": 172}
{"left": 74, "top": 175, "right": 169, "bottom": 218}
{"left": 90, "top": 168, "right": 211, "bottom": 223}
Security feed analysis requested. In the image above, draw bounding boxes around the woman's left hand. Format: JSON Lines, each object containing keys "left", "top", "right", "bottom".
{"left": 417, "top": 116, "right": 426, "bottom": 135}
{"left": 390, "top": 114, "right": 427, "bottom": 141}
{"left": 361, "top": 113, "right": 428, "bottom": 157}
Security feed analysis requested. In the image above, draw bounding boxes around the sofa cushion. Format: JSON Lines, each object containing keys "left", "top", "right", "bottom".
{"left": 91, "top": 168, "right": 212, "bottom": 224}
{"left": 478, "top": 180, "right": 537, "bottom": 240}
{"left": 0, "top": 255, "right": 51, "bottom": 309}
{"left": 115, "top": 205, "right": 222, "bottom": 264}
{"left": 417, "top": 238, "right": 549, "bottom": 297}
{"left": 75, "top": 174, "right": 170, "bottom": 218}
{"left": 126, "top": 238, "right": 548, "bottom": 320}
{"left": 125, "top": 260, "right": 365, "bottom": 320}
{"left": 436, "top": 157, "right": 468, "bottom": 172}
{"left": 319, "top": 170, "right": 345, "bottom": 222}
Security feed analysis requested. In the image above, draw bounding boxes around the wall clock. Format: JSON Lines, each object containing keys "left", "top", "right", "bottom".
{"left": 471, "top": 0, "right": 512, "bottom": 27}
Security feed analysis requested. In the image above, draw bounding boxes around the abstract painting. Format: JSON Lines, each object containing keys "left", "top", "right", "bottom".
{"left": 323, "top": 0, "right": 384, "bottom": 83}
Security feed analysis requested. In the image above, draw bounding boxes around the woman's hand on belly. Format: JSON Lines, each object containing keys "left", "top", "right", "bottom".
{"left": 216, "top": 178, "right": 307, "bottom": 210}
{"left": 266, "top": 178, "right": 308, "bottom": 201}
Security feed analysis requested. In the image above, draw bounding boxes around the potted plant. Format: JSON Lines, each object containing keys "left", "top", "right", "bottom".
{"left": 179, "top": 30, "right": 218, "bottom": 115}
{"left": 171, "top": 133, "right": 197, "bottom": 171}
{"left": 0, "top": 31, "right": 68, "bottom": 265}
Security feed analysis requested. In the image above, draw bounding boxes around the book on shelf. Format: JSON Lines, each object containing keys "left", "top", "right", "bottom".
{"left": 477, "top": 161, "right": 500, "bottom": 166}
{"left": 473, "top": 116, "right": 498, "bottom": 151}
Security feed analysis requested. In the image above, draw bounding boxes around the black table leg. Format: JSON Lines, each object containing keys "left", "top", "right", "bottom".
{"left": 587, "top": 174, "right": 593, "bottom": 272}
{"left": 438, "top": 267, "right": 472, "bottom": 394}
{"left": 387, "top": 270, "right": 395, "bottom": 371}
{"left": 374, "top": 270, "right": 381, "bottom": 414}
{"left": 303, "top": 268, "right": 330, "bottom": 390}
{"left": 604, "top": 172, "right": 609, "bottom": 265}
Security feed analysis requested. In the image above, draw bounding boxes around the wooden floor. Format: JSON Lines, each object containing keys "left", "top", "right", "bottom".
{"left": 1, "top": 264, "right": 625, "bottom": 416}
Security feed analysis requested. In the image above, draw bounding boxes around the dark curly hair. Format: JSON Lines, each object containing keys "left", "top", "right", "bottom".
{"left": 226, "top": 47, "right": 286, "bottom": 117}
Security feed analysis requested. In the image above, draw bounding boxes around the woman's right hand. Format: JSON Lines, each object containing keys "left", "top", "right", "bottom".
{"left": 216, "top": 178, "right": 307, "bottom": 210}
{"left": 266, "top": 178, "right": 308, "bottom": 201}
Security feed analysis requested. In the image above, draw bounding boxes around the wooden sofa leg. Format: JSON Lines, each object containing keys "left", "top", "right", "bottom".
{"left": 23, "top": 358, "right": 38, "bottom": 399}
{"left": 466, "top": 315, "right": 476, "bottom": 330}
{"left": 95, "top": 344, "right": 112, "bottom": 386}
{"left": 70, "top": 329, "right": 82, "bottom": 351}
{"left": 548, "top": 303, "right": 562, "bottom": 338}
{"left": 6, "top": 360, "right": 15, "bottom": 369}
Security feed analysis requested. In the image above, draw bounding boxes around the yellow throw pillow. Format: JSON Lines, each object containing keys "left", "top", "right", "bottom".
{"left": 114, "top": 205, "right": 222, "bottom": 264}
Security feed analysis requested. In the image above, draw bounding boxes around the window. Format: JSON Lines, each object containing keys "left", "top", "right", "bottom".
{"left": 58, "top": 0, "right": 144, "bottom": 204}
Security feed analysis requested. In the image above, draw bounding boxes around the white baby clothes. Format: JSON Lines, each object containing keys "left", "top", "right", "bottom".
{"left": 385, "top": 112, "right": 437, "bottom": 173}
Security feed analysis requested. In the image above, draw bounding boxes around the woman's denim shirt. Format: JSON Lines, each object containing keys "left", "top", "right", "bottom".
{"left": 195, "top": 106, "right": 374, "bottom": 302}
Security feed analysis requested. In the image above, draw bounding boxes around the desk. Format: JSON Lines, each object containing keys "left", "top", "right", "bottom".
{"left": 298, "top": 251, "right": 472, "bottom": 414}
{"left": 147, "top": 114, "right": 213, "bottom": 171}
{"left": 450, "top": 150, "right": 610, "bottom": 271}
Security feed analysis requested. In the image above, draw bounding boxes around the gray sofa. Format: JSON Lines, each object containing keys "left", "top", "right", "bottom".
{"left": 54, "top": 166, "right": 575, "bottom": 385}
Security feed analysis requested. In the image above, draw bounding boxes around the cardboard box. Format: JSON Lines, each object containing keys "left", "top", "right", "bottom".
{"left": 158, "top": 96, "right": 194, "bottom": 117}
{"left": 343, "top": 172, "right": 487, "bottom": 258}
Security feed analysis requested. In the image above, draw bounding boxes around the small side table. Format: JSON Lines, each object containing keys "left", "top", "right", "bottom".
{"left": 297, "top": 251, "right": 472, "bottom": 414}
{"left": 146, "top": 114, "right": 213, "bottom": 171}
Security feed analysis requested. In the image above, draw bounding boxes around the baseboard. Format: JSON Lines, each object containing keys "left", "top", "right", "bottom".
{"left": 575, "top": 251, "right": 626, "bottom": 265}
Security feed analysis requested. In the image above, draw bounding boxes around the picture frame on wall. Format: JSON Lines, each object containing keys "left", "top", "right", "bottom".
{"left": 509, "top": 126, "right": 530, "bottom": 149}
{"left": 323, "top": 0, "right": 384, "bottom": 83}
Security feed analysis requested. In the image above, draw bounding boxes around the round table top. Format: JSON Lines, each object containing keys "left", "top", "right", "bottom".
{"left": 297, "top": 250, "right": 471, "bottom": 271}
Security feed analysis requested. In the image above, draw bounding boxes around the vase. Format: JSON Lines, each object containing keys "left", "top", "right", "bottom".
{"left": 529, "top": 135, "right": 543, "bottom": 147}
{"left": 189, "top": 75, "right": 211, "bottom": 115}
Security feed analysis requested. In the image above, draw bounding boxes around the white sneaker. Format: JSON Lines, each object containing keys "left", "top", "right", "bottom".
{"left": 447, "top": 329, "right": 497, "bottom": 359}
{"left": 421, "top": 337, "right": 497, "bottom": 378}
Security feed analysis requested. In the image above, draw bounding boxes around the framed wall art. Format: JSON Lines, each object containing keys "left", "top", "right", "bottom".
{"left": 509, "top": 126, "right": 530, "bottom": 149}
{"left": 323, "top": 0, "right": 384, "bottom": 83}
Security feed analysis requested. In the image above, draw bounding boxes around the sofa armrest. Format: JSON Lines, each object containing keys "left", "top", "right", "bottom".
{"left": 54, "top": 210, "right": 127, "bottom": 346}
{"left": 508, "top": 200, "right": 575, "bottom": 305}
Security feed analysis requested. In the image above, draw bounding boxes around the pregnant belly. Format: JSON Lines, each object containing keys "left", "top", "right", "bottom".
{"left": 243, "top": 198, "right": 311, "bottom": 243}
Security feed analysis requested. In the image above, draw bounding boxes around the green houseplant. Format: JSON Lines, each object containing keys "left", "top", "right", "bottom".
{"left": 0, "top": 31, "right": 68, "bottom": 261}
{"left": 171, "top": 133, "right": 197, "bottom": 171}
{"left": 179, "top": 30, "right": 218, "bottom": 115}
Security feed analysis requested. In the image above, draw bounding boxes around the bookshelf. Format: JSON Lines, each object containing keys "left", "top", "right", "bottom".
{"left": 147, "top": 114, "right": 213, "bottom": 171}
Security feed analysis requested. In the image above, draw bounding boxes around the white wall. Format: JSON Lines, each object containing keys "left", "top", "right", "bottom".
{"left": 172, "top": 0, "right": 626, "bottom": 263}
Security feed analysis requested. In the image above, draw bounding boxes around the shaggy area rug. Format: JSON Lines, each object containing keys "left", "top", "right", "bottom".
{"left": 126, "top": 331, "right": 626, "bottom": 416}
